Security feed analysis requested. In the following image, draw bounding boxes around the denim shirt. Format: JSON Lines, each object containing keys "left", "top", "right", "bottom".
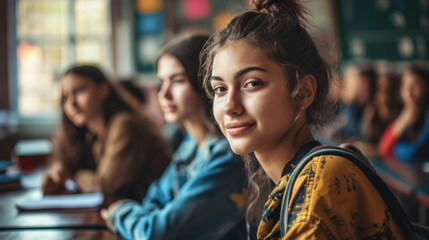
{"left": 108, "top": 133, "right": 248, "bottom": 240}
{"left": 395, "top": 111, "right": 429, "bottom": 162}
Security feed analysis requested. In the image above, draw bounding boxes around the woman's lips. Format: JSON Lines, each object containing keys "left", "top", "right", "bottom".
{"left": 163, "top": 105, "right": 177, "bottom": 113}
{"left": 226, "top": 122, "right": 255, "bottom": 135}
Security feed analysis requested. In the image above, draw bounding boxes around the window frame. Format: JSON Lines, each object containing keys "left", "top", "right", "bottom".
{"left": 11, "top": 0, "right": 113, "bottom": 127}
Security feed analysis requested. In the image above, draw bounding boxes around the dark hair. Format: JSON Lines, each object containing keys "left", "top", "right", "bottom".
{"left": 363, "top": 71, "right": 402, "bottom": 143}
{"left": 56, "top": 65, "right": 135, "bottom": 173}
{"left": 120, "top": 80, "right": 146, "bottom": 104}
{"left": 359, "top": 63, "right": 378, "bottom": 104}
{"left": 155, "top": 31, "right": 216, "bottom": 124}
{"left": 199, "top": 0, "right": 333, "bottom": 225}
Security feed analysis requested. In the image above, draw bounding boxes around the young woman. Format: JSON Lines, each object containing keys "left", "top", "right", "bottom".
{"left": 200, "top": 0, "right": 410, "bottom": 239}
{"left": 101, "top": 32, "right": 247, "bottom": 240}
{"left": 379, "top": 63, "right": 429, "bottom": 162}
{"left": 362, "top": 71, "right": 402, "bottom": 143}
{"left": 42, "top": 65, "right": 170, "bottom": 201}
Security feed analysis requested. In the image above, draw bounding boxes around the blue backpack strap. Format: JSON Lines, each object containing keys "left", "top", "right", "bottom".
{"left": 279, "top": 146, "right": 414, "bottom": 239}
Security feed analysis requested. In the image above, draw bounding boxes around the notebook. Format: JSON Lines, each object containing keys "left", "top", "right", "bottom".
{"left": 16, "top": 192, "right": 104, "bottom": 211}
{"left": 0, "top": 173, "right": 21, "bottom": 191}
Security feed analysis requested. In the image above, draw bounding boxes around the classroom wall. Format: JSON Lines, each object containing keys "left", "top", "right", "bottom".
{"left": 0, "top": 0, "right": 9, "bottom": 109}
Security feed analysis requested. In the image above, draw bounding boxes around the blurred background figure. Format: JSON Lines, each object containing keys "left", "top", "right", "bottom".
{"left": 120, "top": 78, "right": 184, "bottom": 151}
{"left": 324, "top": 61, "right": 377, "bottom": 144}
{"left": 42, "top": 65, "right": 170, "bottom": 202}
{"left": 379, "top": 62, "right": 429, "bottom": 163}
{"left": 362, "top": 69, "right": 402, "bottom": 143}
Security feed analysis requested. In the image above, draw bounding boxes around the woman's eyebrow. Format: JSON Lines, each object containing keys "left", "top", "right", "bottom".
{"left": 157, "top": 72, "right": 187, "bottom": 82}
{"left": 210, "top": 76, "right": 223, "bottom": 82}
{"left": 234, "top": 66, "right": 267, "bottom": 79}
{"left": 210, "top": 66, "right": 268, "bottom": 82}
{"left": 169, "top": 72, "right": 187, "bottom": 80}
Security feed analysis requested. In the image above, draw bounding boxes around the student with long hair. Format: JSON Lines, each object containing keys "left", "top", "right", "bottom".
{"left": 379, "top": 62, "right": 429, "bottom": 162}
{"left": 200, "top": 0, "right": 411, "bottom": 238}
{"left": 362, "top": 70, "right": 402, "bottom": 143}
{"left": 101, "top": 32, "right": 247, "bottom": 239}
{"left": 42, "top": 65, "right": 170, "bottom": 201}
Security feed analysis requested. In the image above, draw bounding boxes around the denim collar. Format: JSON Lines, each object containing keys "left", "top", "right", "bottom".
{"left": 173, "top": 134, "right": 215, "bottom": 164}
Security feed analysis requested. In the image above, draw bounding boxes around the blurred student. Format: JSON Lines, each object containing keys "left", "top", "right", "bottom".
{"left": 120, "top": 79, "right": 184, "bottom": 151}
{"left": 101, "top": 32, "right": 247, "bottom": 240}
{"left": 379, "top": 62, "right": 429, "bottom": 162}
{"left": 42, "top": 65, "right": 170, "bottom": 201}
{"left": 332, "top": 62, "right": 377, "bottom": 143}
{"left": 200, "top": 0, "right": 411, "bottom": 238}
{"left": 362, "top": 71, "right": 402, "bottom": 143}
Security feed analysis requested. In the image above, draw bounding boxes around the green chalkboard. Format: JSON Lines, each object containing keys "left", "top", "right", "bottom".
{"left": 337, "top": 0, "right": 429, "bottom": 61}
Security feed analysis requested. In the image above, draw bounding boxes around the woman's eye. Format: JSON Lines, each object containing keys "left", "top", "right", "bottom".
{"left": 244, "top": 81, "right": 262, "bottom": 88}
{"left": 172, "top": 78, "right": 186, "bottom": 84}
{"left": 213, "top": 86, "right": 227, "bottom": 94}
{"left": 74, "top": 87, "right": 85, "bottom": 95}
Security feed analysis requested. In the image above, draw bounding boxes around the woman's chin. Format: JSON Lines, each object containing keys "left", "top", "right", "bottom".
{"left": 230, "top": 145, "right": 253, "bottom": 155}
{"left": 71, "top": 119, "right": 86, "bottom": 128}
{"left": 164, "top": 115, "right": 182, "bottom": 125}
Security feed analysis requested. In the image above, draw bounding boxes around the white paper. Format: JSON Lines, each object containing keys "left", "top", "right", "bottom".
{"left": 20, "top": 169, "right": 46, "bottom": 189}
{"left": 16, "top": 192, "right": 104, "bottom": 211}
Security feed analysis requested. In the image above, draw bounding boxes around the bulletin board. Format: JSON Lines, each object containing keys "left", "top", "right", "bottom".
{"left": 134, "top": 0, "right": 246, "bottom": 73}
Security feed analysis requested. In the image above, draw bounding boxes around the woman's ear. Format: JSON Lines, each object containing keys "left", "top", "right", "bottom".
{"left": 297, "top": 74, "right": 317, "bottom": 109}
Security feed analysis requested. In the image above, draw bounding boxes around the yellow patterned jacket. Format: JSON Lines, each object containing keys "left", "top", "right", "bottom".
{"left": 258, "top": 154, "right": 405, "bottom": 240}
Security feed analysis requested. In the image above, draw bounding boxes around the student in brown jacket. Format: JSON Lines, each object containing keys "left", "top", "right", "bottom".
{"left": 42, "top": 65, "right": 170, "bottom": 201}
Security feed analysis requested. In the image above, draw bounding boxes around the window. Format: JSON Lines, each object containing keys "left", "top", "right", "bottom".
{"left": 16, "top": 0, "right": 111, "bottom": 120}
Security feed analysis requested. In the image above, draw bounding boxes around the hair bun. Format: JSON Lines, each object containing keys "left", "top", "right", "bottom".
{"left": 249, "top": 0, "right": 308, "bottom": 26}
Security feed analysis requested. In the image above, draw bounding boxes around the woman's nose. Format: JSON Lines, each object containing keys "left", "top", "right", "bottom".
{"left": 72, "top": 96, "right": 78, "bottom": 107}
{"left": 223, "top": 90, "right": 243, "bottom": 116}
{"left": 159, "top": 83, "right": 173, "bottom": 100}
{"left": 64, "top": 95, "right": 77, "bottom": 113}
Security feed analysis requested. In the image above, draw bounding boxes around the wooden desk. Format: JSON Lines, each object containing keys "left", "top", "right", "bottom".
{"left": 371, "top": 157, "right": 429, "bottom": 224}
{"left": 0, "top": 188, "right": 123, "bottom": 239}
{"left": 371, "top": 158, "right": 420, "bottom": 196}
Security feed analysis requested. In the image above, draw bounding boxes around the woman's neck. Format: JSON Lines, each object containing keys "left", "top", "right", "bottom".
{"left": 255, "top": 125, "right": 314, "bottom": 183}
{"left": 86, "top": 115, "right": 106, "bottom": 139}
{"left": 183, "top": 112, "right": 211, "bottom": 148}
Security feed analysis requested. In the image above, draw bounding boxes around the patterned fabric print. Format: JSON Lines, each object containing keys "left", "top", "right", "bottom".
{"left": 257, "top": 163, "right": 295, "bottom": 240}
{"left": 257, "top": 141, "right": 319, "bottom": 240}
{"left": 258, "top": 155, "right": 405, "bottom": 240}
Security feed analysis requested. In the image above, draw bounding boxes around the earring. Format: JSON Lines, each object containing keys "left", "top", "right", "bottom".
{"left": 292, "top": 111, "right": 303, "bottom": 126}
{"left": 292, "top": 106, "right": 305, "bottom": 126}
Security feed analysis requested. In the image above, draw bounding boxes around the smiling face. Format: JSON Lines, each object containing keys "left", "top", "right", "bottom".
{"left": 61, "top": 73, "right": 108, "bottom": 127}
{"left": 210, "top": 41, "right": 299, "bottom": 155}
{"left": 157, "top": 54, "right": 204, "bottom": 125}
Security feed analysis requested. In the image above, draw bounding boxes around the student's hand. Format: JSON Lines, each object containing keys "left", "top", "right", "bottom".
{"left": 393, "top": 105, "right": 419, "bottom": 136}
{"left": 101, "top": 199, "right": 126, "bottom": 220}
{"left": 100, "top": 199, "right": 126, "bottom": 231}
{"left": 41, "top": 174, "right": 66, "bottom": 195}
{"left": 42, "top": 161, "right": 69, "bottom": 195}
